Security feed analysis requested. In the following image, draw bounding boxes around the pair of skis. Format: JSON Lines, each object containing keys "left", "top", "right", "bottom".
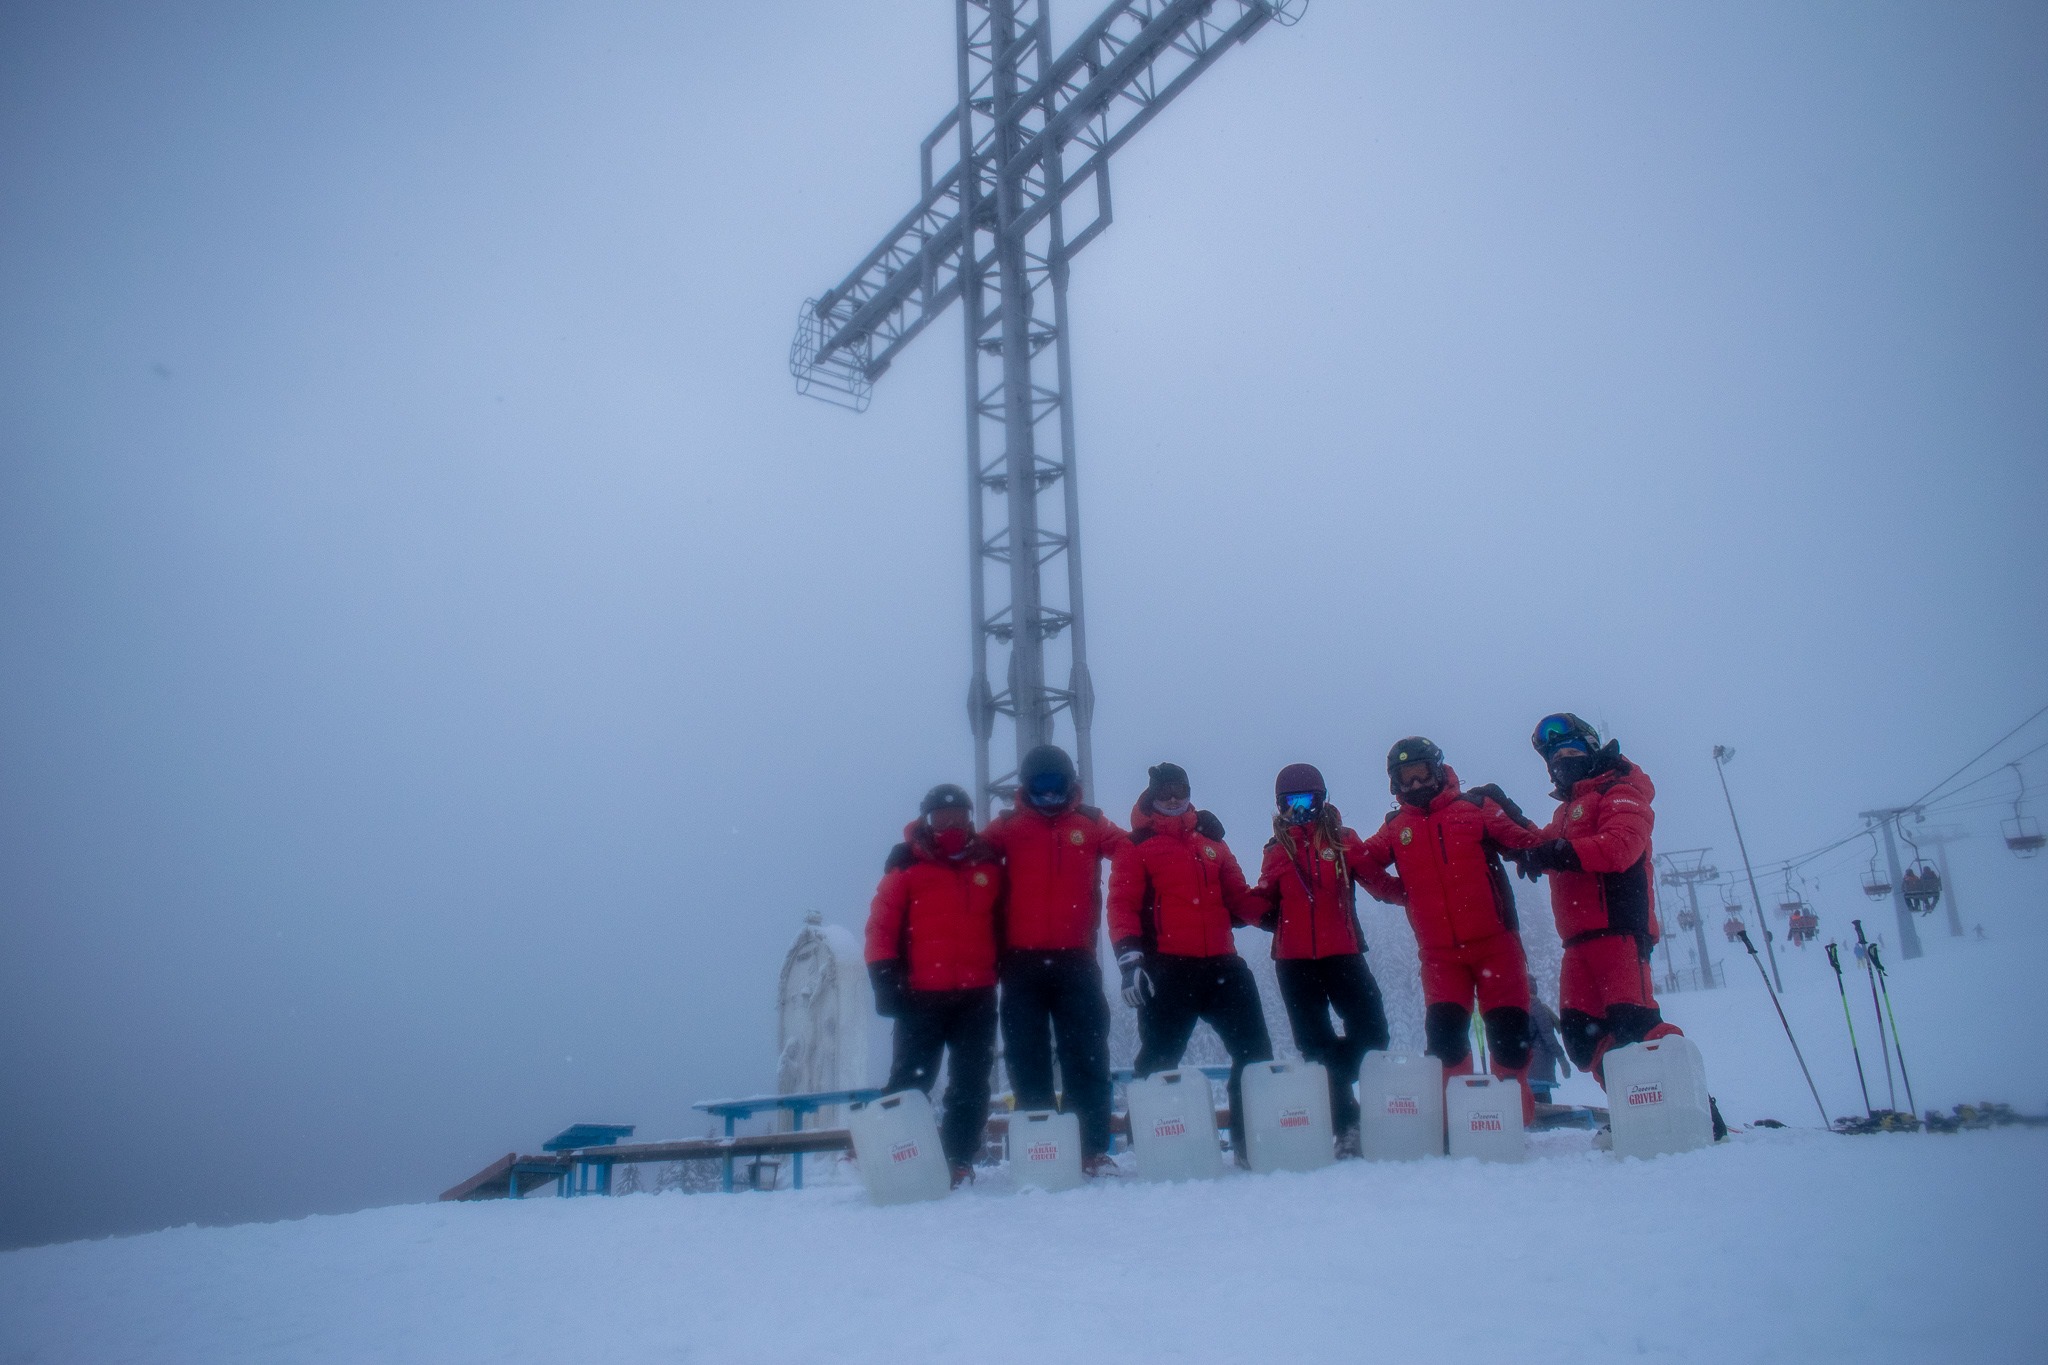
{"left": 1824, "top": 920, "right": 1917, "bottom": 1125}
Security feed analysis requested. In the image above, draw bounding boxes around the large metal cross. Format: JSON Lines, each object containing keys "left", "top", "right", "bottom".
{"left": 790, "top": 0, "right": 1304, "bottom": 815}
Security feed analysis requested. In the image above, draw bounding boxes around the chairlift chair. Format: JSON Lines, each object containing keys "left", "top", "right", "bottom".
{"left": 1902, "top": 862, "right": 1941, "bottom": 914}
{"left": 1677, "top": 907, "right": 1701, "bottom": 932}
{"left": 1787, "top": 910, "right": 1820, "bottom": 945}
{"left": 1861, "top": 851, "right": 1892, "bottom": 901}
{"left": 1722, "top": 916, "right": 1744, "bottom": 942}
{"left": 2004, "top": 762, "right": 2046, "bottom": 858}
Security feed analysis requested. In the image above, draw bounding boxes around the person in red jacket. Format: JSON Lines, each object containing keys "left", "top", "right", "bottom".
{"left": 981, "top": 744, "right": 1125, "bottom": 1173}
{"left": 1517, "top": 714, "right": 1683, "bottom": 1086}
{"left": 865, "top": 783, "right": 1005, "bottom": 1183}
{"left": 1353, "top": 737, "right": 1547, "bottom": 1122}
{"left": 1107, "top": 762, "right": 1273, "bottom": 1162}
{"left": 1246, "top": 762, "right": 1388, "bottom": 1154}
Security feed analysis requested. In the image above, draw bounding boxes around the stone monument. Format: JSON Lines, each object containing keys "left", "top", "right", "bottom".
{"left": 775, "top": 911, "right": 879, "bottom": 1129}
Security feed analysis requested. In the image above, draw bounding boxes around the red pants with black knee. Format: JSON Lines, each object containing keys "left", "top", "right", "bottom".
{"left": 1419, "top": 932, "right": 1535, "bottom": 1123}
{"left": 1558, "top": 933, "right": 1681, "bottom": 1087}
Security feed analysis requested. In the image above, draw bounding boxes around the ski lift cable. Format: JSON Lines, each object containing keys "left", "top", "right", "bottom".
{"left": 1729, "top": 711, "right": 2047, "bottom": 882}
{"left": 1917, "top": 736, "right": 2048, "bottom": 811}
{"left": 1908, "top": 700, "right": 2048, "bottom": 808}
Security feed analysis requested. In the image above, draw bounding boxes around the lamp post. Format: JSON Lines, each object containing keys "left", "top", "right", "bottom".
{"left": 1713, "top": 746, "right": 1783, "bottom": 992}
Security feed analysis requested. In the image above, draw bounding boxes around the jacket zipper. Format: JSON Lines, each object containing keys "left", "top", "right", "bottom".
{"left": 1436, "top": 822, "right": 1465, "bottom": 950}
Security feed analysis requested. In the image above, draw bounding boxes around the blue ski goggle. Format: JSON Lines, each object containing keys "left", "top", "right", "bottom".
{"left": 1025, "top": 774, "right": 1070, "bottom": 808}
{"left": 1281, "top": 792, "right": 1319, "bottom": 816}
{"left": 1534, "top": 714, "right": 1591, "bottom": 757}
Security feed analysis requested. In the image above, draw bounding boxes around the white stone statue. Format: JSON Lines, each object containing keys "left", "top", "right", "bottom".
{"left": 775, "top": 912, "right": 877, "bottom": 1129}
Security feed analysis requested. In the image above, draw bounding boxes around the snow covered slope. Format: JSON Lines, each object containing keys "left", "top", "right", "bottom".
{"left": 6, "top": 919, "right": 2041, "bottom": 1363}
{"left": 3, "top": 1125, "right": 2043, "bottom": 1364}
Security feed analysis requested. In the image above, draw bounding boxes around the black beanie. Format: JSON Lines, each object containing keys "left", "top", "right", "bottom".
{"left": 1146, "top": 762, "right": 1190, "bottom": 794}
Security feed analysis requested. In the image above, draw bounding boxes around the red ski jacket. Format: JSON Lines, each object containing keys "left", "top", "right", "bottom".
{"left": 1353, "top": 768, "right": 1544, "bottom": 954}
{"left": 1249, "top": 806, "right": 1371, "bottom": 960}
{"left": 981, "top": 797, "right": 1126, "bottom": 953}
{"left": 1107, "top": 800, "right": 1260, "bottom": 958}
{"left": 1537, "top": 753, "right": 1659, "bottom": 950}
{"left": 865, "top": 822, "right": 1005, "bottom": 991}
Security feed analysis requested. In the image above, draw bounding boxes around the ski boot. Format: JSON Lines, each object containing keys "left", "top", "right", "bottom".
{"left": 1335, "top": 1125, "right": 1363, "bottom": 1160}
{"left": 949, "top": 1163, "right": 975, "bottom": 1189}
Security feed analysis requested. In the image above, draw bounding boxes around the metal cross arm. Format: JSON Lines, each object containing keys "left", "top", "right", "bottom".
{"left": 792, "top": 0, "right": 1303, "bottom": 403}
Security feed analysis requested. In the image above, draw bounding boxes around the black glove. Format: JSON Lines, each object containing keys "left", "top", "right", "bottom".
{"left": 1512, "top": 852, "right": 1543, "bottom": 883}
{"left": 1521, "top": 839, "right": 1582, "bottom": 876}
{"left": 1117, "top": 947, "right": 1155, "bottom": 1009}
{"left": 1194, "top": 809, "right": 1226, "bottom": 841}
{"left": 868, "top": 961, "right": 906, "bottom": 1018}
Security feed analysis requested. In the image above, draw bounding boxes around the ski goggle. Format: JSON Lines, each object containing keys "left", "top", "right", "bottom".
{"left": 1534, "top": 714, "right": 1591, "bottom": 757}
{"left": 1281, "top": 792, "right": 1319, "bottom": 815}
{"left": 1025, "top": 774, "right": 1070, "bottom": 807}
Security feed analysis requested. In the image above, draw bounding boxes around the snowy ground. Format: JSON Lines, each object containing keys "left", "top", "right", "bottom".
{"left": 5, "top": 922, "right": 2043, "bottom": 1364}
{"left": 3, "top": 1125, "right": 2043, "bottom": 1364}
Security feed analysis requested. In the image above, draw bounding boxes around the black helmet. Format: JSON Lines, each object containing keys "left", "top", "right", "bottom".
{"left": 919, "top": 783, "right": 974, "bottom": 817}
{"left": 1531, "top": 713, "right": 1600, "bottom": 759}
{"left": 1275, "top": 762, "right": 1327, "bottom": 824}
{"left": 1387, "top": 736, "right": 1445, "bottom": 803}
{"left": 1019, "top": 744, "right": 1077, "bottom": 810}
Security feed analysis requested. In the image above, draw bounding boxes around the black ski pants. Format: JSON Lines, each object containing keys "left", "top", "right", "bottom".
{"left": 886, "top": 986, "right": 998, "bottom": 1167}
{"left": 1132, "top": 953, "right": 1274, "bottom": 1158}
{"left": 999, "top": 949, "right": 1115, "bottom": 1159}
{"left": 1275, "top": 953, "right": 1388, "bottom": 1134}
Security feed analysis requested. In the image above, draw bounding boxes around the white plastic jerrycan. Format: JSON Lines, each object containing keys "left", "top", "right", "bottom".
{"left": 1007, "top": 1109, "right": 1084, "bottom": 1193}
{"left": 1358, "top": 1050, "right": 1444, "bottom": 1161}
{"left": 1445, "top": 1073, "right": 1526, "bottom": 1163}
{"left": 1240, "top": 1060, "right": 1334, "bottom": 1174}
{"left": 1126, "top": 1069, "right": 1224, "bottom": 1182}
{"left": 1605, "top": 1035, "right": 1714, "bottom": 1159}
{"left": 847, "top": 1090, "right": 952, "bottom": 1205}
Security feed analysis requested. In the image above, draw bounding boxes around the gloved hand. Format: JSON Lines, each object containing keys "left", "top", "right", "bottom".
{"left": 1117, "top": 948, "right": 1155, "bottom": 1009}
{"left": 1520, "top": 839, "right": 1582, "bottom": 876}
{"left": 868, "top": 961, "right": 906, "bottom": 1018}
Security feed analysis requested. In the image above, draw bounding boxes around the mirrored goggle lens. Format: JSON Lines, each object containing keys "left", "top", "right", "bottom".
{"left": 1535, "top": 715, "right": 1578, "bottom": 751}
{"left": 1282, "top": 792, "right": 1318, "bottom": 812}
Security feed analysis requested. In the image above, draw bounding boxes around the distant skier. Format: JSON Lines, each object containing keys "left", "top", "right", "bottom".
{"left": 865, "top": 783, "right": 1005, "bottom": 1186}
{"left": 1109, "top": 762, "right": 1274, "bottom": 1163}
{"left": 1352, "top": 738, "right": 1547, "bottom": 1122}
{"left": 981, "top": 744, "right": 1126, "bottom": 1176}
{"left": 1516, "top": 714, "right": 1683, "bottom": 1087}
{"left": 1245, "top": 763, "right": 1389, "bottom": 1156}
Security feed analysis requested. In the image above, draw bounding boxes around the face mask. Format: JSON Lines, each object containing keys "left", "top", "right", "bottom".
{"left": 931, "top": 826, "right": 970, "bottom": 857}
{"left": 1548, "top": 752, "right": 1595, "bottom": 792}
{"left": 1152, "top": 796, "right": 1191, "bottom": 817}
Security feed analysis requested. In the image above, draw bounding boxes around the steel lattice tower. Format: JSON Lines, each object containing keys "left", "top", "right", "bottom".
{"left": 790, "top": 0, "right": 1305, "bottom": 815}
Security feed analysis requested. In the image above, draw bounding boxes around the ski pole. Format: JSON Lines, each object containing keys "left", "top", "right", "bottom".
{"left": 1736, "top": 928, "right": 1830, "bottom": 1127}
{"left": 1851, "top": 920, "right": 1897, "bottom": 1110}
{"left": 1824, "top": 942, "right": 1873, "bottom": 1117}
{"left": 1864, "top": 943, "right": 1918, "bottom": 1117}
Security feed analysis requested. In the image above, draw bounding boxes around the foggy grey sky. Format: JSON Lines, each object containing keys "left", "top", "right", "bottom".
{"left": 3, "top": 1, "right": 2044, "bottom": 1250}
